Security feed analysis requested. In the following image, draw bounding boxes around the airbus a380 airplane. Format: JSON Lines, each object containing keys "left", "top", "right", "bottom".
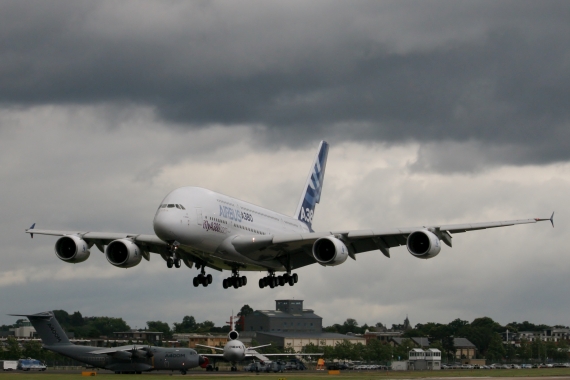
{"left": 26, "top": 141, "right": 554, "bottom": 290}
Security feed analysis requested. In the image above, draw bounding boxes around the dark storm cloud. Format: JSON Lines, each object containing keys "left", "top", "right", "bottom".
{"left": 1, "top": 0, "right": 569, "bottom": 168}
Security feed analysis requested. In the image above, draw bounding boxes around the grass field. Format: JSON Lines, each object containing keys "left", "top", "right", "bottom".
{"left": 2, "top": 368, "right": 570, "bottom": 380}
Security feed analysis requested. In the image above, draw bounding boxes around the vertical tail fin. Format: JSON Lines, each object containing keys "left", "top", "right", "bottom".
{"left": 9, "top": 311, "right": 71, "bottom": 346}
{"left": 294, "top": 141, "right": 329, "bottom": 232}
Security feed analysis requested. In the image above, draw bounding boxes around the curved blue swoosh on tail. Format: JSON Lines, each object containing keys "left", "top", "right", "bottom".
{"left": 294, "top": 141, "right": 329, "bottom": 232}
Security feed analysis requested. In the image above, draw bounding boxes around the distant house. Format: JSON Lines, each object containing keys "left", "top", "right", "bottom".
{"left": 256, "top": 331, "right": 365, "bottom": 352}
{"left": 390, "top": 337, "right": 476, "bottom": 359}
{"left": 174, "top": 333, "right": 227, "bottom": 349}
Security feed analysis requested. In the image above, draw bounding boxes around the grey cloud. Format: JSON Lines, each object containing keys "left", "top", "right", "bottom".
{"left": 1, "top": 1, "right": 569, "bottom": 172}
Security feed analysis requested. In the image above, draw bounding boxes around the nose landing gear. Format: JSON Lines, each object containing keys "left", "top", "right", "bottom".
{"left": 166, "top": 242, "right": 181, "bottom": 269}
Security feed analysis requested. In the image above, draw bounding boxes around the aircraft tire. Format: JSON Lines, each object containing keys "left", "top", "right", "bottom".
{"left": 241, "top": 276, "right": 247, "bottom": 286}
{"left": 269, "top": 278, "right": 275, "bottom": 288}
{"left": 193, "top": 277, "right": 200, "bottom": 287}
{"left": 233, "top": 279, "right": 239, "bottom": 289}
{"left": 201, "top": 276, "right": 209, "bottom": 286}
{"left": 293, "top": 273, "right": 298, "bottom": 283}
{"left": 166, "top": 258, "right": 173, "bottom": 268}
{"left": 207, "top": 274, "right": 213, "bottom": 284}
{"left": 259, "top": 278, "right": 265, "bottom": 288}
{"left": 278, "top": 276, "right": 285, "bottom": 286}
{"left": 223, "top": 279, "right": 229, "bottom": 289}
{"left": 288, "top": 277, "right": 295, "bottom": 286}
{"left": 174, "top": 259, "right": 181, "bottom": 268}
{"left": 215, "top": 367, "right": 219, "bottom": 371}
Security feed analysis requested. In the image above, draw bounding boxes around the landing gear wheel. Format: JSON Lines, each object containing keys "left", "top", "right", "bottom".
{"left": 293, "top": 273, "right": 298, "bottom": 283}
{"left": 201, "top": 276, "right": 209, "bottom": 286}
{"left": 207, "top": 274, "right": 213, "bottom": 284}
{"left": 174, "top": 258, "right": 181, "bottom": 268}
{"left": 278, "top": 276, "right": 285, "bottom": 286}
{"left": 166, "top": 258, "right": 174, "bottom": 268}
{"left": 223, "top": 279, "right": 229, "bottom": 289}
{"left": 269, "top": 278, "right": 275, "bottom": 288}
{"left": 288, "top": 277, "right": 295, "bottom": 286}
{"left": 193, "top": 277, "right": 200, "bottom": 287}
{"left": 259, "top": 278, "right": 265, "bottom": 288}
{"left": 241, "top": 276, "right": 247, "bottom": 286}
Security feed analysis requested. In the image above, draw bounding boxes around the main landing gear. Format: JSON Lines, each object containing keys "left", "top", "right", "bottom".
{"left": 259, "top": 271, "right": 298, "bottom": 288}
{"left": 223, "top": 268, "right": 247, "bottom": 289}
{"left": 193, "top": 265, "right": 212, "bottom": 287}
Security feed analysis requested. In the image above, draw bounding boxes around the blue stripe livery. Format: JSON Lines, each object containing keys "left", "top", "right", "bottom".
{"left": 295, "top": 141, "right": 329, "bottom": 232}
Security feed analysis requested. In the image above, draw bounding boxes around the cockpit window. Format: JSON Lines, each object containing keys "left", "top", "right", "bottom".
{"left": 179, "top": 204, "right": 186, "bottom": 210}
{"left": 167, "top": 204, "right": 175, "bottom": 208}
{"left": 175, "top": 204, "right": 181, "bottom": 209}
{"left": 161, "top": 204, "right": 167, "bottom": 208}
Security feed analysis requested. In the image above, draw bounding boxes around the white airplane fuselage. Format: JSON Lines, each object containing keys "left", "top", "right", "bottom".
{"left": 222, "top": 339, "right": 247, "bottom": 362}
{"left": 153, "top": 186, "right": 309, "bottom": 271}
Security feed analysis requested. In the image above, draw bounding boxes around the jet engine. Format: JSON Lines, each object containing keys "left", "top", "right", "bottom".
{"left": 55, "top": 235, "right": 90, "bottom": 263}
{"left": 228, "top": 330, "right": 239, "bottom": 341}
{"left": 406, "top": 230, "right": 441, "bottom": 259}
{"left": 312, "top": 236, "right": 349, "bottom": 266}
{"left": 105, "top": 239, "right": 143, "bottom": 268}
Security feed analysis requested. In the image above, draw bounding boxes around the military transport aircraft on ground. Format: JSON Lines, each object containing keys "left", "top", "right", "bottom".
{"left": 196, "top": 315, "right": 320, "bottom": 372}
{"left": 10, "top": 311, "right": 206, "bottom": 375}
{"left": 26, "top": 141, "right": 554, "bottom": 290}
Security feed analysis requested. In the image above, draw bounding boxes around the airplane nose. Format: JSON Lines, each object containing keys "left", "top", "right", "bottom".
{"left": 153, "top": 211, "right": 175, "bottom": 241}
{"left": 199, "top": 355, "right": 209, "bottom": 368}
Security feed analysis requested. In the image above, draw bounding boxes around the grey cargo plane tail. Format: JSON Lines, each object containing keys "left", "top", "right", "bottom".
{"left": 10, "top": 311, "right": 206, "bottom": 375}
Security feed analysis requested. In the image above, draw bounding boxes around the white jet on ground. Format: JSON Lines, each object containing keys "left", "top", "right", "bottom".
{"left": 196, "top": 315, "right": 320, "bottom": 372}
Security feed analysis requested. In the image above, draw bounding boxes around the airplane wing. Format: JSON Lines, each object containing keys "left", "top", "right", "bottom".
{"left": 244, "top": 350, "right": 321, "bottom": 362}
{"left": 24, "top": 227, "right": 223, "bottom": 271}
{"left": 25, "top": 228, "right": 170, "bottom": 259}
{"left": 89, "top": 345, "right": 147, "bottom": 354}
{"left": 259, "top": 353, "right": 323, "bottom": 357}
{"left": 232, "top": 214, "right": 554, "bottom": 269}
{"left": 195, "top": 344, "right": 224, "bottom": 352}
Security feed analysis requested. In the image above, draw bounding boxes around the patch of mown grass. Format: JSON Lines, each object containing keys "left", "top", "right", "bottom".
{"left": 2, "top": 368, "right": 570, "bottom": 380}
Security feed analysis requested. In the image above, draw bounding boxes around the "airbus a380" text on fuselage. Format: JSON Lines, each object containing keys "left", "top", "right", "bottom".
{"left": 26, "top": 141, "right": 554, "bottom": 290}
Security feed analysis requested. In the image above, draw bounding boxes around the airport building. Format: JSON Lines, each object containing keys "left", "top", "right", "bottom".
{"left": 255, "top": 331, "right": 365, "bottom": 351}
{"left": 113, "top": 330, "right": 163, "bottom": 344}
{"left": 243, "top": 300, "right": 322, "bottom": 333}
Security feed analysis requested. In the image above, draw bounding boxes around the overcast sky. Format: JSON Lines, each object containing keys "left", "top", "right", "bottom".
{"left": 1, "top": 0, "right": 568, "bottom": 332}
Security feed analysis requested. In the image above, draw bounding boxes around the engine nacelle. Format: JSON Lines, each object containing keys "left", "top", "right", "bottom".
{"left": 228, "top": 330, "right": 239, "bottom": 341}
{"left": 55, "top": 235, "right": 90, "bottom": 263}
{"left": 312, "top": 236, "right": 349, "bottom": 266}
{"left": 407, "top": 230, "right": 441, "bottom": 259}
{"left": 105, "top": 239, "right": 143, "bottom": 268}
